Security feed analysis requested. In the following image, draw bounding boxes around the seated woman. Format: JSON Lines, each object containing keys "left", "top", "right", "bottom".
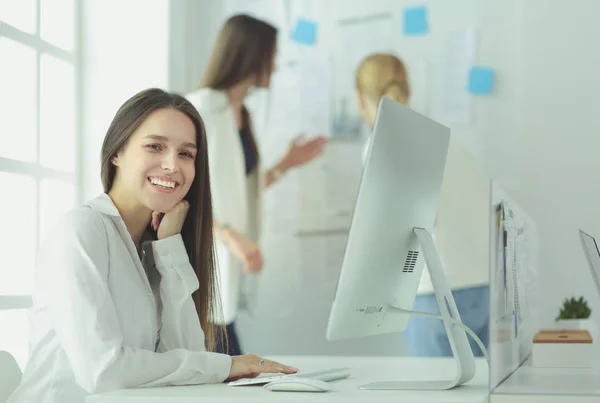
{"left": 7, "top": 88, "right": 296, "bottom": 403}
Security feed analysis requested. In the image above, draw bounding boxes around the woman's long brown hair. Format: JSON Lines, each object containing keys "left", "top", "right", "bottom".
{"left": 100, "top": 88, "right": 221, "bottom": 351}
{"left": 201, "top": 13, "right": 278, "bottom": 170}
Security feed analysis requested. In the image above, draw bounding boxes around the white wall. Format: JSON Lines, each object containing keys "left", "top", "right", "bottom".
{"left": 77, "top": 0, "right": 600, "bottom": 355}
{"left": 185, "top": 0, "right": 600, "bottom": 353}
{"left": 474, "top": 0, "right": 522, "bottom": 185}
{"left": 183, "top": 0, "right": 509, "bottom": 356}
{"left": 81, "top": 0, "right": 227, "bottom": 199}
{"left": 169, "top": 0, "right": 226, "bottom": 94}
{"left": 513, "top": 0, "right": 600, "bottom": 328}
{"left": 81, "top": 0, "right": 170, "bottom": 201}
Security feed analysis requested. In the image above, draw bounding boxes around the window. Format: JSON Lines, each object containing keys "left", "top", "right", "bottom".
{"left": 0, "top": 37, "right": 37, "bottom": 162}
{"left": 0, "top": 0, "right": 79, "bottom": 369}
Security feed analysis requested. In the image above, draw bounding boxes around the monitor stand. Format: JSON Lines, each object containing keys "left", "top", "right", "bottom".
{"left": 359, "top": 227, "right": 477, "bottom": 390}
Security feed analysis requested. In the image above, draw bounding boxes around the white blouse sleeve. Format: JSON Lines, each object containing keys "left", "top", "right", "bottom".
{"left": 42, "top": 210, "right": 232, "bottom": 394}
{"left": 150, "top": 234, "right": 214, "bottom": 353}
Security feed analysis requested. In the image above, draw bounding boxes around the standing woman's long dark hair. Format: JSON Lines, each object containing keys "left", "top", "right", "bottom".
{"left": 201, "top": 14, "right": 278, "bottom": 168}
{"left": 100, "top": 88, "right": 221, "bottom": 351}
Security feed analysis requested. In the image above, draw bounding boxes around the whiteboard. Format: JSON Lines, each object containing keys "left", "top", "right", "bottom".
{"left": 222, "top": 0, "right": 492, "bottom": 356}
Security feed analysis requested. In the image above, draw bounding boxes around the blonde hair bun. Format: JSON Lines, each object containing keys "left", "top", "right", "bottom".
{"left": 356, "top": 53, "right": 410, "bottom": 105}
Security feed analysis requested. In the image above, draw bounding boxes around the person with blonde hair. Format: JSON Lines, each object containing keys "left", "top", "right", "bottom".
{"left": 355, "top": 53, "right": 411, "bottom": 126}
{"left": 354, "top": 53, "right": 489, "bottom": 358}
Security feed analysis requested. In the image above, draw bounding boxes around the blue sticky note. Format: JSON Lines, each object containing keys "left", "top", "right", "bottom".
{"left": 468, "top": 67, "right": 495, "bottom": 95}
{"left": 291, "top": 18, "right": 318, "bottom": 45}
{"left": 403, "top": 6, "right": 429, "bottom": 36}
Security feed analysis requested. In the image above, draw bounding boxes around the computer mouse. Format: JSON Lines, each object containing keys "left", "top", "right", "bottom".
{"left": 263, "top": 377, "right": 332, "bottom": 392}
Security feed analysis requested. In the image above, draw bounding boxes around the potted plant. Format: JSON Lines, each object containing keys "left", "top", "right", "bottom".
{"left": 555, "top": 296, "right": 597, "bottom": 339}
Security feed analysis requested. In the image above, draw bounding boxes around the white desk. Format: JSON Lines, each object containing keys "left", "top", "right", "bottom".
{"left": 490, "top": 355, "right": 600, "bottom": 402}
{"left": 86, "top": 356, "right": 489, "bottom": 403}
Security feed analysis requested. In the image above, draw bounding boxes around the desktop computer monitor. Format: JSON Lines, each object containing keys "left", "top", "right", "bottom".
{"left": 326, "top": 97, "right": 477, "bottom": 390}
{"left": 579, "top": 229, "right": 600, "bottom": 296}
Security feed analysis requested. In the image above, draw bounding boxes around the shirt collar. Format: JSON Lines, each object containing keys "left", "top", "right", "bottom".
{"left": 86, "top": 193, "right": 121, "bottom": 217}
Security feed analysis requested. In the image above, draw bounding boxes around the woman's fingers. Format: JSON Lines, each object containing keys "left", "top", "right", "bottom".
{"left": 246, "top": 248, "right": 263, "bottom": 273}
{"left": 256, "top": 359, "right": 297, "bottom": 374}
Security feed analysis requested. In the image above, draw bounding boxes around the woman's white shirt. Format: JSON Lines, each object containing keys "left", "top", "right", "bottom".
{"left": 7, "top": 193, "right": 232, "bottom": 403}
{"left": 185, "top": 88, "right": 262, "bottom": 325}
{"left": 417, "top": 140, "right": 490, "bottom": 293}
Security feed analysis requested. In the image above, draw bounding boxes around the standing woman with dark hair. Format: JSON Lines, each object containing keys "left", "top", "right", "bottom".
{"left": 7, "top": 88, "right": 296, "bottom": 403}
{"left": 186, "top": 14, "right": 327, "bottom": 355}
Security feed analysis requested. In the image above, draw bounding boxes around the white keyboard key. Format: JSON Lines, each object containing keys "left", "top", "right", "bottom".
{"left": 227, "top": 367, "right": 350, "bottom": 387}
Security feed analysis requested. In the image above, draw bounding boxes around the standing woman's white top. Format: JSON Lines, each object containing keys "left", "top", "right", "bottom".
{"left": 6, "top": 88, "right": 297, "bottom": 403}
{"left": 188, "top": 14, "right": 327, "bottom": 355}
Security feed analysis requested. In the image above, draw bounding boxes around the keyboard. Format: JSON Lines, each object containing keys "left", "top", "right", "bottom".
{"left": 227, "top": 367, "right": 350, "bottom": 386}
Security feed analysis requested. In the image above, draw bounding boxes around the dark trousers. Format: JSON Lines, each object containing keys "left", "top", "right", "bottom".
{"left": 215, "top": 322, "right": 242, "bottom": 356}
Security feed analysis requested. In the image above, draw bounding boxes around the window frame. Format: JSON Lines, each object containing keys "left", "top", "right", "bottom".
{"left": 0, "top": 0, "right": 82, "bottom": 312}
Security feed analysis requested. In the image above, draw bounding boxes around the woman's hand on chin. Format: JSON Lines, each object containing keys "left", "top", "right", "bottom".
{"left": 152, "top": 200, "right": 190, "bottom": 240}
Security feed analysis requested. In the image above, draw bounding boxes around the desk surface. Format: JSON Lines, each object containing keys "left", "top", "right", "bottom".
{"left": 491, "top": 355, "right": 600, "bottom": 401}
{"left": 86, "top": 356, "right": 489, "bottom": 403}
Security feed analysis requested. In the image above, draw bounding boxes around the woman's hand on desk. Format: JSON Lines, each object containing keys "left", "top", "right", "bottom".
{"left": 220, "top": 227, "right": 264, "bottom": 273}
{"left": 226, "top": 355, "right": 298, "bottom": 382}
